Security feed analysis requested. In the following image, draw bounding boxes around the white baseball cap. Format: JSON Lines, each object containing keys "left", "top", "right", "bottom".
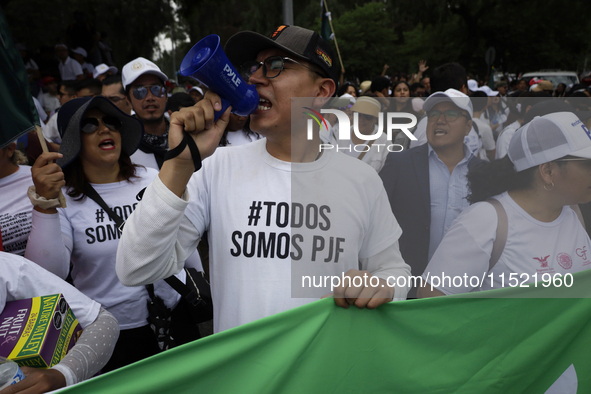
{"left": 122, "top": 57, "right": 168, "bottom": 90}
{"left": 478, "top": 86, "right": 499, "bottom": 96}
{"left": 71, "top": 47, "right": 87, "bottom": 58}
{"left": 508, "top": 112, "right": 591, "bottom": 172}
{"left": 189, "top": 86, "right": 203, "bottom": 96}
{"left": 467, "top": 79, "right": 479, "bottom": 92}
{"left": 93, "top": 63, "right": 118, "bottom": 79}
{"left": 423, "top": 88, "right": 473, "bottom": 118}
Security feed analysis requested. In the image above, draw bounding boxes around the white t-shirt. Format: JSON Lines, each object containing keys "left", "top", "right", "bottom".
{"left": 495, "top": 121, "right": 521, "bottom": 159}
{"left": 0, "top": 252, "right": 100, "bottom": 329}
{"left": 472, "top": 118, "right": 495, "bottom": 161}
{"left": 59, "top": 57, "right": 83, "bottom": 80}
{"left": 225, "top": 130, "right": 261, "bottom": 146}
{"left": 25, "top": 167, "right": 182, "bottom": 329}
{"left": 423, "top": 192, "right": 591, "bottom": 295}
{"left": 42, "top": 92, "right": 61, "bottom": 114}
{"left": 130, "top": 149, "right": 159, "bottom": 170}
{"left": 0, "top": 166, "right": 33, "bottom": 256}
{"left": 410, "top": 116, "right": 482, "bottom": 155}
{"left": 32, "top": 96, "right": 47, "bottom": 125}
{"left": 117, "top": 139, "right": 410, "bottom": 332}
{"left": 81, "top": 62, "right": 95, "bottom": 75}
{"left": 43, "top": 112, "right": 61, "bottom": 144}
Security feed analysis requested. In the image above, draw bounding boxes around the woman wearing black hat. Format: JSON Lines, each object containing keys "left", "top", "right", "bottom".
{"left": 24, "top": 97, "right": 198, "bottom": 372}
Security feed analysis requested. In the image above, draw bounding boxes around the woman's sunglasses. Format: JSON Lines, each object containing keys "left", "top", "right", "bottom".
{"left": 81, "top": 116, "right": 122, "bottom": 133}
{"left": 132, "top": 85, "right": 167, "bottom": 100}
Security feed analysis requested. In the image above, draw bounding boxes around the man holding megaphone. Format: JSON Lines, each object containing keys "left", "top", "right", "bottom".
{"left": 116, "top": 25, "right": 411, "bottom": 333}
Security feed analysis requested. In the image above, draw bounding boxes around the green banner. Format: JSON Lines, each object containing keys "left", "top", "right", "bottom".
{"left": 62, "top": 270, "right": 591, "bottom": 393}
{"left": 0, "top": 7, "right": 39, "bottom": 149}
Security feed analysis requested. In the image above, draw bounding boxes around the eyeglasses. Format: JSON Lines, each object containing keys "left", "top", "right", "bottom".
{"left": 427, "top": 110, "right": 470, "bottom": 122}
{"left": 107, "top": 96, "right": 126, "bottom": 104}
{"left": 131, "top": 85, "right": 166, "bottom": 100}
{"left": 239, "top": 56, "right": 325, "bottom": 81}
{"left": 80, "top": 116, "right": 122, "bottom": 133}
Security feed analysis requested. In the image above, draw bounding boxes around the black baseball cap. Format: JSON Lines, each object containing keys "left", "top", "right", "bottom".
{"left": 225, "top": 25, "right": 338, "bottom": 87}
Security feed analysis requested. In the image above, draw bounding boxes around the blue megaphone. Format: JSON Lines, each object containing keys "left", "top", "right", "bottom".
{"left": 179, "top": 35, "right": 259, "bottom": 121}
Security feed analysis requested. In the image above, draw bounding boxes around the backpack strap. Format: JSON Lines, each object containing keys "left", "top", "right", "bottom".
{"left": 486, "top": 199, "right": 508, "bottom": 272}
{"left": 357, "top": 139, "right": 376, "bottom": 161}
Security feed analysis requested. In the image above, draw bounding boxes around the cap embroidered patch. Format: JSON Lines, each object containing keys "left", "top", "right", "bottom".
{"left": 316, "top": 47, "right": 332, "bottom": 67}
{"left": 271, "top": 25, "right": 287, "bottom": 39}
{"left": 131, "top": 62, "right": 144, "bottom": 71}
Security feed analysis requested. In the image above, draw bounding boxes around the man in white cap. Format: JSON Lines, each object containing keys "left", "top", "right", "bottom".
{"left": 408, "top": 63, "right": 481, "bottom": 155}
{"left": 70, "top": 47, "right": 95, "bottom": 77}
{"left": 55, "top": 44, "right": 84, "bottom": 81}
{"left": 122, "top": 57, "right": 169, "bottom": 169}
{"left": 93, "top": 63, "right": 118, "bottom": 81}
{"left": 380, "top": 88, "right": 484, "bottom": 297}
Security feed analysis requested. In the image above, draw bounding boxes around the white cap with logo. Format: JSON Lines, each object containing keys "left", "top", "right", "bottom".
{"left": 93, "top": 63, "right": 118, "bottom": 79}
{"left": 122, "top": 57, "right": 168, "bottom": 90}
{"left": 423, "top": 88, "right": 473, "bottom": 118}
{"left": 508, "top": 112, "right": 591, "bottom": 171}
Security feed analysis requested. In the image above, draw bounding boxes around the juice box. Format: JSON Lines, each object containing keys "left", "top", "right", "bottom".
{"left": 0, "top": 294, "right": 81, "bottom": 368}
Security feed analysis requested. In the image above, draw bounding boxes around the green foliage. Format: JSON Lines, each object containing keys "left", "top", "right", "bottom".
{"left": 3, "top": 0, "right": 173, "bottom": 69}
{"left": 3, "top": 0, "right": 590, "bottom": 83}
{"left": 329, "top": 2, "right": 396, "bottom": 80}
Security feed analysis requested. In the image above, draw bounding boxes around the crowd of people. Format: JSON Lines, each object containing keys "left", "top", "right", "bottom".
{"left": 2, "top": 21, "right": 591, "bottom": 393}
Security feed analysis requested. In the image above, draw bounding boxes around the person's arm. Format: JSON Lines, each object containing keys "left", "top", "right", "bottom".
{"left": 159, "top": 92, "right": 230, "bottom": 197}
{"left": 381, "top": 64, "right": 389, "bottom": 77}
{"left": 2, "top": 255, "right": 118, "bottom": 393}
{"left": 332, "top": 241, "right": 411, "bottom": 308}
{"left": 116, "top": 93, "right": 229, "bottom": 286}
{"left": 333, "top": 180, "right": 411, "bottom": 308}
{"left": 116, "top": 175, "right": 204, "bottom": 286}
{"left": 24, "top": 152, "right": 71, "bottom": 279}
{"left": 408, "top": 60, "right": 428, "bottom": 84}
{"left": 51, "top": 308, "right": 119, "bottom": 386}
{"left": 4, "top": 309, "right": 119, "bottom": 394}
{"left": 418, "top": 203, "right": 496, "bottom": 297}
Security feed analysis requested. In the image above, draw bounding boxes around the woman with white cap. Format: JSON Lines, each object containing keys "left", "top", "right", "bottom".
{"left": 418, "top": 112, "right": 591, "bottom": 297}
{"left": 23, "top": 97, "right": 197, "bottom": 372}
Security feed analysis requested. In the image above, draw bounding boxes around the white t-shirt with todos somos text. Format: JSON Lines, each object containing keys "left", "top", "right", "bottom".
{"left": 25, "top": 167, "right": 182, "bottom": 329}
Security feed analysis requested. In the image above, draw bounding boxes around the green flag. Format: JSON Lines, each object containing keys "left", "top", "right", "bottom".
{"left": 320, "top": 0, "right": 333, "bottom": 41}
{"left": 59, "top": 269, "right": 591, "bottom": 393}
{"left": 0, "top": 7, "right": 39, "bottom": 149}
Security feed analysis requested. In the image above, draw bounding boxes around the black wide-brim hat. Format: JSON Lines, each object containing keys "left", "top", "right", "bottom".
{"left": 56, "top": 96, "right": 144, "bottom": 168}
{"left": 224, "top": 25, "right": 339, "bottom": 88}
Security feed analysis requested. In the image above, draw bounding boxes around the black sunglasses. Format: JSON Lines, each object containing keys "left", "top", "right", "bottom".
{"left": 427, "top": 110, "right": 470, "bottom": 122}
{"left": 239, "top": 56, "right": 325, "bottom": 81}
{"left": 132, "top": 85, "right": 166, "bottom": 100}
{"left": 80, "top": 116, "right": 122, "bottom": 133}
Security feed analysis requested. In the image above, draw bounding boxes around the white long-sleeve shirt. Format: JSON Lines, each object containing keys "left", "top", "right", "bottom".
{"left": 117, "top": 140, "right": 411, "bottom": 332}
